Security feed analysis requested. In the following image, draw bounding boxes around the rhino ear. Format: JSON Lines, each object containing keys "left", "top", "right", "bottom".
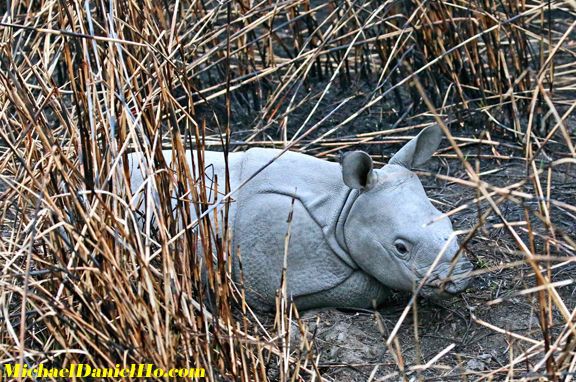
{"left": 389, "top": 125, "right": 443, "bottom": 168}
{"left": 341, "top": 151, "right": 377, "bottom": 190}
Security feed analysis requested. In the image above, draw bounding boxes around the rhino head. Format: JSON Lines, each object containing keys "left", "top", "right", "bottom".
{"left": 340, "top": 125, "right": 472, "bottom": 297}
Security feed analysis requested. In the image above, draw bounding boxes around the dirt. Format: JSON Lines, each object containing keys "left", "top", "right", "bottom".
{"left": 290, "top": 264, "right": 545, "bottom": 381}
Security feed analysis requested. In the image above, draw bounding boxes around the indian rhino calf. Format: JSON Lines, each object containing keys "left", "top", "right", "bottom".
{"left": 128, "top": 125, "right": 473, "bottom": 311}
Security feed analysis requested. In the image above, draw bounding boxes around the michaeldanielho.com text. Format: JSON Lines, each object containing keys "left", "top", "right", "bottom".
{"left": 3, "top": 363, "right": 206, "bottom": 378}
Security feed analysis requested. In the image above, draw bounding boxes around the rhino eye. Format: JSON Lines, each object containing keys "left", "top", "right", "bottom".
{"left": 394, "top": 240, "right": 410, "bottom": 257}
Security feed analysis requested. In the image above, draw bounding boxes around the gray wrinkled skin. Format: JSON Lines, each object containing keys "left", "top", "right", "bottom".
{"left": 128, "top": 125, "right": 473, "bottom": 311}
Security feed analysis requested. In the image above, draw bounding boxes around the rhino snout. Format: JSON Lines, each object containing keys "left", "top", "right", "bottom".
{"left": 439, "top": 261, "right": 473, "bottom": 295}
{"left": 442, "top": 277, "right": 469, "bottom": 295}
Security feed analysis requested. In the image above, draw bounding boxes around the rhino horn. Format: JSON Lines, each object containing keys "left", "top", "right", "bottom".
{"left": 389, "top": 125, "right": 444, "bottom": 168}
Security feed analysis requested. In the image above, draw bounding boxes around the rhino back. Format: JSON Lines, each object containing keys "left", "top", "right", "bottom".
{"left": 126, "top": 150, "right": 244, "bottom": 224}
{"left": 195, "top": 150, "right": 244, "bottom": 194}
{"left": 237, "top": 148, "right": 343, "bottom": 197}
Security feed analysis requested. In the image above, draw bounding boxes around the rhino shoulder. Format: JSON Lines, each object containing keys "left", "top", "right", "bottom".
{"left": 233, "top": 192, "right": 354, "bottom": 308}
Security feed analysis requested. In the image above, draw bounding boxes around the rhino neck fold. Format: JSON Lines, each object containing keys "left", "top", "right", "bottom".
{"left": 323, "top": 189, "right": 360, "bottom": 270}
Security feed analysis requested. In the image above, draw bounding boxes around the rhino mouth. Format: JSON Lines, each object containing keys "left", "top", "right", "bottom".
{"left": 422, "top": 279, "right": 468, "bottom": 298}
{"left": 419, "top": 264, "right": 473, "bottom": 298}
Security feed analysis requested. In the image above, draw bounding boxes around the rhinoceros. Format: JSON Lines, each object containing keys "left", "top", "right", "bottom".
{"left": 128, "top": 125, "right": 472, "bottom": 311}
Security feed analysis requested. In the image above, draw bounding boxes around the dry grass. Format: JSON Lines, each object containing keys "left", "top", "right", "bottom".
{"left": 0, "top": 0, "right": 575, "bottom": 380}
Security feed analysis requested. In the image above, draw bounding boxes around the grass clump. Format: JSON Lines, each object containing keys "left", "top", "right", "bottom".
{"left": 1, "top": 0, "right": 575, "bottom": 380}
